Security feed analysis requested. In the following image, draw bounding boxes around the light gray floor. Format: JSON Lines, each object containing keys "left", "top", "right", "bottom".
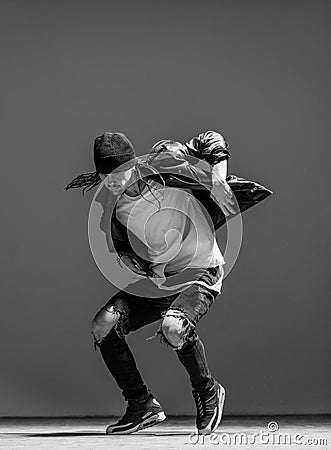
{"left": 0, "top": 416, "right": 330, "bottom": 449}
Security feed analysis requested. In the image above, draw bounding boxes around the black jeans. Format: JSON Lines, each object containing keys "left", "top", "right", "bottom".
{"left": 94, "top": 265, "right": 224, "bottom": 403}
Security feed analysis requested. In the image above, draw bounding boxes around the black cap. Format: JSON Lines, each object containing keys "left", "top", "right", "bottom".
{"left": 93, "top": 132, "right": 137, "bottom": 174}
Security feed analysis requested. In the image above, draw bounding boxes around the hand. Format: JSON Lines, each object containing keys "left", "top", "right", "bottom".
{"left": 211, "top": 173, "right": 237, "bottom": 217}
{"left": 118, "top": 254, "right": 146, "bottom": 276}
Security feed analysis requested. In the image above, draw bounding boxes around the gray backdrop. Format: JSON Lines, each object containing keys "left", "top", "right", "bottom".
{"left": 1, "top": 0, "right": 330, "bottom": 416}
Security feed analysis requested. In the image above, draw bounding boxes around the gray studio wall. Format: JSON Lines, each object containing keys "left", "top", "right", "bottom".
{"left": 1, "top": 0, "right": 330, "bottom": 416}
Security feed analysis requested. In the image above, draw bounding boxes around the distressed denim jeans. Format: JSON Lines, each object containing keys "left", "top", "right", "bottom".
{"left": 93, "top": 265, "right": 224, "bottom": 403}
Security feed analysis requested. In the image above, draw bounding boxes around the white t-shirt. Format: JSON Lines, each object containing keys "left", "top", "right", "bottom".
{"left": 115, "top": 180, "right": 224, "bottom": 280}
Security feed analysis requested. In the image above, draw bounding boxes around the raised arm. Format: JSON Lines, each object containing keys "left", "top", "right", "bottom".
{"left": 184, "top": 130, "right": 230, "bottom": 167}
{"left": 185, "top": 130, "right": 236, "bottom": 216}
{"left": 149, "top": 130, "right": 235, "bottom": 216}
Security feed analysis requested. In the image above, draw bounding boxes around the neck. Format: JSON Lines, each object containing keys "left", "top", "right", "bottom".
{"left": 125, "top": 169, "right": 142, "bottom": 197}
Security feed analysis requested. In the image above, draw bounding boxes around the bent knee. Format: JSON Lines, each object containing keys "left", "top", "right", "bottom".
{"left": 91, "top": 306, "right": 120, "bottom": 347}
{"left": 161, "top": 313, "right": 188, "bottom": 349}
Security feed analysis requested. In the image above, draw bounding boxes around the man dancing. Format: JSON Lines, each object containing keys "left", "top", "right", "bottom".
{"left": 65, "top": 131, "right": 269, "bottom": 435}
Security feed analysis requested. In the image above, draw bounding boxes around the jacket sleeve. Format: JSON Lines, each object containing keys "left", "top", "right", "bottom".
{"left": 184, "top": 130, "right": 230, "bottom": 165}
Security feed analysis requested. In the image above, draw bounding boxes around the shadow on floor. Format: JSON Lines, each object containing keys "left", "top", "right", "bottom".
{"left": 3, "top": 431, "right": 190, "bottom": 437}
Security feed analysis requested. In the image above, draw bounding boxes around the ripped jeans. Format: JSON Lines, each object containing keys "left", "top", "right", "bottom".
{"left": 91, "top": 265, "right": 224, "bottom": 403}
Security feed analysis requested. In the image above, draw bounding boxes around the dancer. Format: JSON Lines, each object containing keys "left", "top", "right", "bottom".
{"left": 65, "top": 130, "right": 272, "bottom": 435}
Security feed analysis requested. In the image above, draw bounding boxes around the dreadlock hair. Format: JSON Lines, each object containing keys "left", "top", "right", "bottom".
{"left": 133, "top": 161, "right": 166, "bottom": 211}
{"left": 64, "top": 171, "right": 102, "bottom": 195}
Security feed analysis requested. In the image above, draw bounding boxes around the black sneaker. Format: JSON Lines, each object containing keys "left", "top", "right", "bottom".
{"left": 192, "top": 380, "right": 225, "bottom": 435}
{"left": 106, "top": 394, "right": 166, "bottom": 434}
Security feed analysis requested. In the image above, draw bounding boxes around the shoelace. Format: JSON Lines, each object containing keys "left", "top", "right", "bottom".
{"left": 194, "top": 393, "right": 205, "bottom": 417}
{"left": 193, "top": 388, "right": 216, "bottom": 417}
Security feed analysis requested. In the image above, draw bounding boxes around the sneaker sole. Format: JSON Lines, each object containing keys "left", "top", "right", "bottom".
{"left": 106, "top": 411, "right": 166, "bottom": 435}
{"left": 198, "top": 383, "right": 226, "bottom": 435}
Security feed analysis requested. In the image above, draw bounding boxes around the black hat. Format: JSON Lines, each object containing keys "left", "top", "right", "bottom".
{"left": 93, "top": 132, "right": 137, "bottom": 174}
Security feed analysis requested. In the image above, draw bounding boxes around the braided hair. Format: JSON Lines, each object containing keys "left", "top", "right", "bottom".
{"left": 64, "top": 171, "right": 102, "bottom": 195}
{"left": 133, "top": 162, "right": 165, "bottom": 210}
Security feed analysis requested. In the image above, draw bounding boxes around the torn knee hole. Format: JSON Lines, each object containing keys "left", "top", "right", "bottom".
{"left": 159, "top": 311, "right": 195, "bottom": 351}
{"left": 162, "top": 308, "right": 194, "bottom": 331}
{"left": 91, "top": 306, "right": 127, "bottom": 349}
